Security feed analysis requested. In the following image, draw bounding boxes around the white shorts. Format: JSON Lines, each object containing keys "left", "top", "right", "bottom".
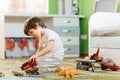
{"left": 37, "top": 56, "right": 63, "bottom": 71}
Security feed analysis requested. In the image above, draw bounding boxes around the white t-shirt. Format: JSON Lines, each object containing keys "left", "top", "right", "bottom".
{"left": 38, "top": 29, "right": 64, "bottom": 61}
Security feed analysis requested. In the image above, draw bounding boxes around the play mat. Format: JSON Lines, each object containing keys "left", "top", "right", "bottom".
{"left": 0, "top": 58, "right": 120, "bottom": 80}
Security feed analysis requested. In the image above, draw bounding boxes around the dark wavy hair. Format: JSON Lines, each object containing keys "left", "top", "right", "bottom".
{"left": 24, "top": 16, "right": 46, "bottom": 36}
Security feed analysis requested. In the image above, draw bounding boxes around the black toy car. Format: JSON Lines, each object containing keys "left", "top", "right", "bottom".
{"left": 76, "top": 59, "right": 101, "bottom": 72}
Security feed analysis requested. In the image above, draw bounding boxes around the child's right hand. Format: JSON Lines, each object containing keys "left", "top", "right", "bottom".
{"left": 28, "top": 54, "right": 38, "bottom": 62}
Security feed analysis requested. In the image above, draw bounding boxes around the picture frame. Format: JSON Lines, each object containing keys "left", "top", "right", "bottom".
{"left": 93, "top": 0, "right": 119, "bottom": 13}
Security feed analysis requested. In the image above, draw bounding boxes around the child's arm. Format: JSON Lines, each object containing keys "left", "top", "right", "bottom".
{"left": 36, "top": 40, "right": 54, "bottom": 56}
{"left": 28, "top": 40, "right": 54, "bottom": 62}
{"left": 37, "top": 46, "right": 43, "bottom": 52}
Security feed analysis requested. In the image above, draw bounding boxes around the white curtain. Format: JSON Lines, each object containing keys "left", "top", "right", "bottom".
{"left": 0, "top": 0, "right": 48, "bottom": 14}
{"left": 0, "top": 0, "right": 10, "bottom": 13}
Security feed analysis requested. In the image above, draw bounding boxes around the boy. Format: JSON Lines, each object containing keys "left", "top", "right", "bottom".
{"left": 24, "top": 16, "right": 64, "bottom": 71}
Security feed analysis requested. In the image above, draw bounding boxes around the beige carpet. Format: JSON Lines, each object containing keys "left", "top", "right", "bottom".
{"left": 0, "top": 58, "right": 120, "bottom": 80}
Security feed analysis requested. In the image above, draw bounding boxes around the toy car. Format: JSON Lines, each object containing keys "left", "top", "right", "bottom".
{"left": 76, "top": 59, "right": 101, "bottom": 72}
{"left": 25, "top": 67, "right": 39, "bottom": 75}
{"left": 25, "top": 67, "right": 49, "bottom": 75}
{"left": 12, "top": 71, "right": 24, "bottom": 76}
{"left": 20, "top": 61, "right": 38, "bottom": 70}
{"left": 0, "top": 72, "right": 4, "bottom": 77}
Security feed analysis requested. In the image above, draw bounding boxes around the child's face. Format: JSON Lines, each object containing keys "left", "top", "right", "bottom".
{"left": 28, "top": 28, "right": 41, "bottom": 38}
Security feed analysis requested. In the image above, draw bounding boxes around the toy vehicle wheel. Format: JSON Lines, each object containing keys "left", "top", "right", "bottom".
{"left": 76, "top": 62, "right": 81, "bottom": 69}
{"left": 80, "top": 65, "right": 86, "bottom": 70}
{"left": 85, "top": 66, "right": 89, "bottom": 70}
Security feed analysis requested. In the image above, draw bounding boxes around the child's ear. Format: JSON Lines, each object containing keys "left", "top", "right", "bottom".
{"left": 36, "top": 23, "right": 39, "bottom": 27}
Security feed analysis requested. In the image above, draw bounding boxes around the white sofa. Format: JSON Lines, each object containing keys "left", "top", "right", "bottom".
{"left": 89, "top": 12, "right": 120, "bottom": 66}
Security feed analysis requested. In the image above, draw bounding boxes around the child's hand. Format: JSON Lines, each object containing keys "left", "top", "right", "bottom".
{"left": 28, "top": 54, "right": 38, "bottom": 62}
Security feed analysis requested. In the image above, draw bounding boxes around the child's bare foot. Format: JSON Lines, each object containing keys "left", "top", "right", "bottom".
{"left": 56, "top": 66, "right": 65, "bottom": 72}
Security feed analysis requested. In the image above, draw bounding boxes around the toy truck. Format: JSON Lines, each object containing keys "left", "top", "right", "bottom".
{"left": 20, "top": 61, "right": 38, "bottom": 70}
{"left": 76, "top": 59, "right": 101, "bottom": 72}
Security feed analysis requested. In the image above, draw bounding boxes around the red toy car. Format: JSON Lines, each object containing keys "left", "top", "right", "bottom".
{"left": 20, "top": 61, "right": 38, "bottom": 70}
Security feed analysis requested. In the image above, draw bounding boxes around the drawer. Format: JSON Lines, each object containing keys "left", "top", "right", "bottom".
{"left": 53, "top": 18, "right": 79, "bottom": 27}
{"left": 64, "top": 45, "right": 79, "bottom": 54}
{"left": 74, "top": 46, "right": 79, "bottom": 53}
{"left": 64, "top": 46, "right": 75, "bottom": 53}
{"left": 61, "top": 36, "right": 79, "bottom": 45}
{"left": 54, "top": 27, "right": 79, "bottom": 35}
{"left": 64, "top": 45, "right": 80, "bottom": 57}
